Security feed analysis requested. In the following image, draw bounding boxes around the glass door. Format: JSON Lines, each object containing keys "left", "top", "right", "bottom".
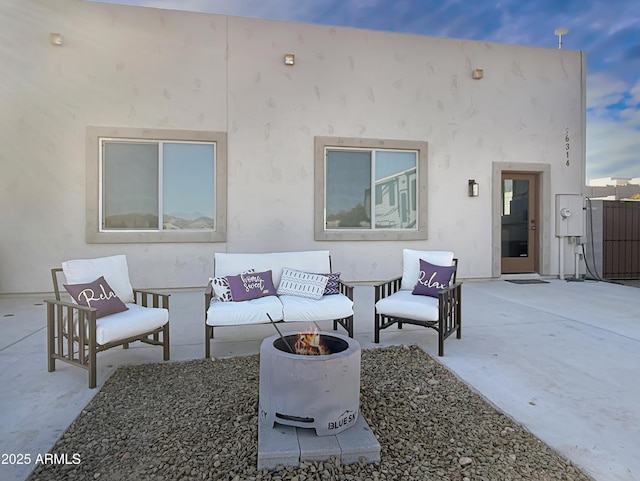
{"left": 501, "top": 173, "right": 539, "bottom": 273}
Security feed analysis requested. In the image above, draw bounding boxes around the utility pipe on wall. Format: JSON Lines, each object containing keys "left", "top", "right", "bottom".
{"left": 574, "top": 245, "right": 582, "bottom": 279}
{"left": 559, "top": 236, "right": 565, "bottom": 280}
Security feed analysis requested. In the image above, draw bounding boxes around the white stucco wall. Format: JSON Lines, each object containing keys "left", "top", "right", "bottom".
{"left": 0, "top": 0, "right": 585, "bottom": 294}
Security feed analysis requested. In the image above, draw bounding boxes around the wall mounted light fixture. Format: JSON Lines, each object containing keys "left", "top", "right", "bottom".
{"left": 284, "top": 53, "right": 295, "bottom": 65}
{"left": 472, "top": 68, "right": 483, "bottom": 80}
{"left": 468, "top": 179, "right": 479, "bottom": 197}
{"left": 49, "top": 33, "right": 64, "bottom": 46}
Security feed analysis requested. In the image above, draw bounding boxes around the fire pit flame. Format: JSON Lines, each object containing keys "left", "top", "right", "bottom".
{"left": 294, "top": 326, "right": 330, "bottom": 355}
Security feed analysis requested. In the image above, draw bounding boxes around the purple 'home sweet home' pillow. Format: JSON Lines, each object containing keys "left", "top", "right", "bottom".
{"left": 227, "top": 270, "right": 276, "bottom": 301}
{"left": 210, "top": 269, "right": 255, "bottom": 302}
{"left": 412, "top": 259, "right": 456, "bottom": 298}
{"left": 64, "top": 276, "right": 129, "bottom": 318}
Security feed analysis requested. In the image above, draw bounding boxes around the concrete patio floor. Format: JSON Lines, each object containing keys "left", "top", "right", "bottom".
{"left": 1, "top": 279, "right": 639, "bottom": 481}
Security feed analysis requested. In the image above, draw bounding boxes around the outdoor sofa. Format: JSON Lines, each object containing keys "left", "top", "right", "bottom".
{"left": 204, "top": 250, "right": 354, "bottom": 358}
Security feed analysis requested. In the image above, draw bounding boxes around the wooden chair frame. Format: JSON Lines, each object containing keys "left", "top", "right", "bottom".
{"left": 46, "top": 268, "right": 170, "bottom": 388}
{"left": 374, "top": 259, "right": 462, "bottom": 356}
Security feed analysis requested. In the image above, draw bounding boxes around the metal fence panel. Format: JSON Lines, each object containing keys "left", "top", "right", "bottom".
{"left": 603, "top": 201, "right": 640, "bottom": 279}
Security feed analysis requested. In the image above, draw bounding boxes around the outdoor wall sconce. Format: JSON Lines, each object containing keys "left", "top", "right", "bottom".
{"left": 472, "top": 68, "right": 483, "bottom": 80}
{"left": 49, "top": 33, "right": 64, "bottom": 46}
{"left": 468, "top": 179, "right": 479, "bottom": 197}
{"left": 284, "top": 53, "right": 295, "bottom": 65}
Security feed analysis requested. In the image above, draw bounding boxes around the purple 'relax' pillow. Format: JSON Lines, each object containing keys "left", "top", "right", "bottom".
{"left": 227, "top": 270, "right": 276, "bottom": 301}
{"left": 64, "top": 276, "right": 129, "bottom": 318}
{"left": 411, "top": 259, "right": 456, "bottom": 298}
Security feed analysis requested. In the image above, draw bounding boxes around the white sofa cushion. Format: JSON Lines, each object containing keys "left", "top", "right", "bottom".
{"left": 62, "top": 255, "right": 134, "bottom": 304}
{"left": 206, "top": 295, "right": 284, "bottom": 326}
{"left": 96, "top": 303, "right": 168, "bottom": 345}
{"left": 214, "top": 251, "right": 331, "bottom": 288}
{"left": 277, "top": 268, "right": 329, "bottom": 300}
{"left": 400, "top": 249, "right": 454, "bottom": 291}
{"left": 375, "top": 290, "right": 439, "bottom": 322}
{"left": 280, "top": 294, "right": 353, "bottom": 323}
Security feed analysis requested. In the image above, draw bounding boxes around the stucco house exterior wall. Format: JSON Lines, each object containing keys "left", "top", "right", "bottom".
{"left": 0, "top": 0, "right": 586, "bottom": 294}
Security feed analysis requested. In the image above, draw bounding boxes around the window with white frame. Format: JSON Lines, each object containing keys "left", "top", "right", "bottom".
{"left": 87, "top": 127, "right": 227, "bottom": 243}
{"left": 314, "top": 137, "right": 428, "bottom": 241}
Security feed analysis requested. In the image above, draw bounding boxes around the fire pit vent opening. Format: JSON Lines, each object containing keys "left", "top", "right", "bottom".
{"left": 259, "top": 331, "right": 361, "bottom": 436}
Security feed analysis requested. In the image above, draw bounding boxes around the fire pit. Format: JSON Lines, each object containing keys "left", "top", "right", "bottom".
{"left": 259, "top": 329, "right": 361, "bottom": 436}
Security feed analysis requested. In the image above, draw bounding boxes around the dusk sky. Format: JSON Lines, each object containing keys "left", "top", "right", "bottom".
{"left": 88, "top": 0, "right": 640, "bottom": 182}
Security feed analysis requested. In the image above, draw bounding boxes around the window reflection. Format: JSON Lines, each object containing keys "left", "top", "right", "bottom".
{"left": 326, "top": 149, "right": 417, "bottom": 230}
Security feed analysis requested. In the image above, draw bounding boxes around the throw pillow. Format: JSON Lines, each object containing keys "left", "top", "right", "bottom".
{"left": 320, "top": 272, "right": 341, "bottom": 295}
{"left": 210, "top": 269, "right": 255, "bottom": 302}
{"left": 277, "top": 268, "right": 329, "bottom": 300}
{"left": 227, "top": 270, "right": 276, "bottom": 302}
{"left": 64, "top": 276, "right": 129, "bottom": 318}
{"left": 412, "top": 259, "right": 457, "bottom": 298}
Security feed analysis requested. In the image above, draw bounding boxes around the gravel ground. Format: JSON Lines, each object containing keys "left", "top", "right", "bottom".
{"left": 27, "top": 346, "right": 594, "bottom": 481}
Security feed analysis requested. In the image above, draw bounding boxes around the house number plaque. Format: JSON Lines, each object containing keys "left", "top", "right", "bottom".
{"left": 565, "top": 128, "right": 570, "bottom": 166}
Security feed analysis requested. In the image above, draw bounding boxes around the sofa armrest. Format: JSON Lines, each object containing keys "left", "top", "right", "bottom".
{"left": 373, "top": 275, "right": 402, "bottom": 303}
{"left": 437, "top": 280, "right": 463, "bottom": 306}
{"left": 338, "top": 280, "right": 354, "bottom": 301}
{"left": 45, "top": 298, "right": 98, "bottom": 346}
{"left": 45, "top": 298, "right": 96, "bottom": 314}
{"left": 133, "top": 288, "right": 170, "bottom": 309}
{"left": 204, "top": 280, "right": 214, "bottom": 311}
{"left": 439, "top": 280, "right": 463, "bottom": 295}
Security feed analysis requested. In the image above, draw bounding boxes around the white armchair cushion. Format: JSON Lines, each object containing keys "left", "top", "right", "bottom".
{"left": 62, "top": 255, "right": 134, "bottom": 303}
{"left": 400, "top": 249, "right": 454, "bottom": 291}
{"left": 280, "top": 294, "right": 353, "bottom": 322}
{"left": 375, "top": 290, "right": 439, "bottom": 322}
{"left": 96, "top": 303, "right": 168, "bottom": 345}
{"left": 206, "top": 295, "right": 284, "bottom": 326}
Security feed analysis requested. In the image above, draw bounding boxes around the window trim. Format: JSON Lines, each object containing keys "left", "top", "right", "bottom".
{"left": 314, "top": 136, "right": 428, "bottom": 241}
{"left": 86, "top": 126, "right": 227, "bottom": 243}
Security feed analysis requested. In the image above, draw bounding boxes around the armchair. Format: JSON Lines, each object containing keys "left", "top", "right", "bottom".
{"left": 374, "top": 249, "right": 462, "bottom": 356}
{"left": 45, "top": 255, "right": 170, "bottom": 388}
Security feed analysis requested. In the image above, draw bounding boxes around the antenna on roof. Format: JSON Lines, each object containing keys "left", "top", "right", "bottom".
{"left": 554, "top": 28, "right": 569, "bottom": 49}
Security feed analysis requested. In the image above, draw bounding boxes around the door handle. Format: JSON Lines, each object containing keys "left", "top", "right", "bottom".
{"left": 530, "top": 219, "right": 536, "bottom": 230}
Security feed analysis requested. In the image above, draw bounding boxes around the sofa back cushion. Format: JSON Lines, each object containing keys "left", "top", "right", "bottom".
{"left": 400, "top": 249, "right": 454, "bottom": 291}
{"left": 214, "top": 251, "right": 331, "bottom": 288}
{"left": 62, "top": 254, "right": 135, "bottom": 303}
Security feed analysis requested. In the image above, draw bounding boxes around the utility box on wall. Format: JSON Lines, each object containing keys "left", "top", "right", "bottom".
{"left": 555, "top": 194, "right": 585, "bottom": 237}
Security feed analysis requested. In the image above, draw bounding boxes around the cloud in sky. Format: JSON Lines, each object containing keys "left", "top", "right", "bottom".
{"left": 88, "top": 0, "right": 640, "bottom": 181}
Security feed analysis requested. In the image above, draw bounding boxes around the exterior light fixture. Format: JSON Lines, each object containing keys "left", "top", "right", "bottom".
{"left": 472, "top": 68, "right": 484, "bottom": 80}
{"left": 49, "top": 33, "right": 64, "bottom": 46}
{"left": 284, "top": 53, "right": 295, "bottom": 65}
{"left": 468, "top": 179, "right": 479, "bottom": 197}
